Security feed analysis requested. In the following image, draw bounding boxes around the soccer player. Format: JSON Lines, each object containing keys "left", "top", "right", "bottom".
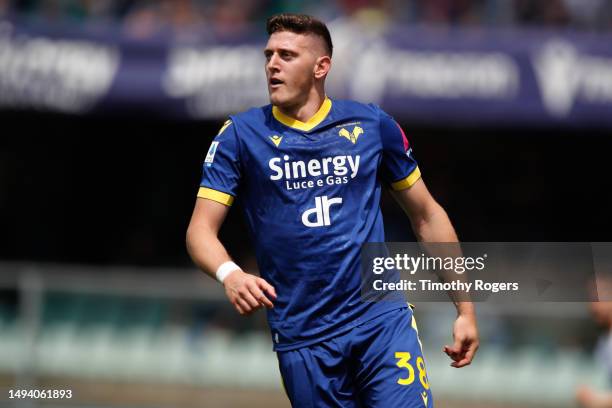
{"left": 186, "top": 13, "right": 479, "bottom": 407}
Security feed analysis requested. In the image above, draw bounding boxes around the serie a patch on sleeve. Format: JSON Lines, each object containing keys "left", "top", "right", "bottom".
{"left": 204, "top": 141, "right": 219, "bottom": 167}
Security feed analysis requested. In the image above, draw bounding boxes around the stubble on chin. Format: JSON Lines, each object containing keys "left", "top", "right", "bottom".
{"left": 269, "top": 94, "right": 280, "bottom": 106}
{"left": 270, "top": 93, "right": 291, "bottom": 108}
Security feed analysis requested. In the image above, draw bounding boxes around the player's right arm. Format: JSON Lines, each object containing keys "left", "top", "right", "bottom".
{"left": 186, "top": 119, "right": 276, "bottom": 316}
{"left": 186, "top": 198, "right": 276, "bottom": 315}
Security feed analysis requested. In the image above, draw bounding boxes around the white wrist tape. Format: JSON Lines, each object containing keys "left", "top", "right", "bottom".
{"left": 216, "top": 261, "right": 241, "bottom": 283}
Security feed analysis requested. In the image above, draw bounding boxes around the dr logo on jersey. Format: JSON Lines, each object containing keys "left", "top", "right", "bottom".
{"left": 301, "top": 195, "right": 343, "bottom": 227}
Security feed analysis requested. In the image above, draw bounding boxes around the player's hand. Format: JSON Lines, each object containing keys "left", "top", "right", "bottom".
{"left": 443, "top": 312, "right": 479, "bottom": 368}
{"left": 223, "top": 270, "right": 277, "bottom": 316}
{"left": 576, "top": 385, "right": 596, "bottom": 408}
{"left": 576, "top": 385, "right": 612, "bottom": 408}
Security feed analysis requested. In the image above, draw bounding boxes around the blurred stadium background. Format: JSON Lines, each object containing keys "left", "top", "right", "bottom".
{"left": 1, "top": 0, "right": 612, "bottom": 407}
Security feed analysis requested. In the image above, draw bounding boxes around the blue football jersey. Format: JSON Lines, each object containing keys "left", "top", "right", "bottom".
{"left": 199, "top": 97, "right": 421, "bottom": 351}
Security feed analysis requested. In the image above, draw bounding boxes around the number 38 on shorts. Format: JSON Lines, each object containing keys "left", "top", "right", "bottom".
{"left": 395, "top": 351, "right": 430, "bottom": 389}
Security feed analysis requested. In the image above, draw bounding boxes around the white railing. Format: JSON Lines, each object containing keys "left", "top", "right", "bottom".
{"left": 0, "top": 262, "right": 607, "bottom": 408}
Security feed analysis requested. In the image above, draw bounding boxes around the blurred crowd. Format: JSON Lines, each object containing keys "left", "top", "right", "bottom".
{"left": 1, "top": 0, "right": 612, "bottom": 37}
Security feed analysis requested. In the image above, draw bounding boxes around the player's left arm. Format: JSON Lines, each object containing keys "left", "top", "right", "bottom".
{"left": 391, "top": 178, "right": 479, "bottom": 368}
{"left": 379, "top": 110, "right": 479, "bottom": 367}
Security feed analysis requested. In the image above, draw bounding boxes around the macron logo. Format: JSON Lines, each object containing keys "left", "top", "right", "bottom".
{"left": 533, "top": 40, "right": 612, "bottom": 117}
{"left": 301, "top": 196, "right": 342, "bottom": 227}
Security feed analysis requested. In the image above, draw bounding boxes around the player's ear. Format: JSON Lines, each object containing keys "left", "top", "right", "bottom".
{"left": 314, "top": 55, "right": 331, "bottom": 79}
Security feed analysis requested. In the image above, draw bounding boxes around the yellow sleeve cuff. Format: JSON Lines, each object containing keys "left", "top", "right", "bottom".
{"left": 197, "top": 187, "right": 235, "bottom": 206}
{"left": 390, "top": 167, "right": 422, "bottom": 191}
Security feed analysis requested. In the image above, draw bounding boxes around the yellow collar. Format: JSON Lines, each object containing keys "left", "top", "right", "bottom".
{"left": 272, "top": 97, "right": 332, "bottom": 131}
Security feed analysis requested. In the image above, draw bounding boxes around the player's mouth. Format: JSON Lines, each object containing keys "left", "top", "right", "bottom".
{"left": 269, "top": 78, "right": 284, "bottom": 89}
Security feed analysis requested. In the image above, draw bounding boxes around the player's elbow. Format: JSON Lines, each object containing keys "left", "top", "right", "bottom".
{"left": 185, "top": 221, "right": 208, "bottom": 258}
{"left": 410, "top": 200, "right": 448, "bottom": 238}
{"left": 185, "top": 224, "right": 197, "bottom": 259}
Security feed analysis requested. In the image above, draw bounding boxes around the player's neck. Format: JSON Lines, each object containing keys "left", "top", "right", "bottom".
{"left": 277, "top": 91, "right": 326, "bottom": 123}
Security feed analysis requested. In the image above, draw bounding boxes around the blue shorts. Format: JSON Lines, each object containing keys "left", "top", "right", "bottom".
{"left": 277, "top": 306, "right": 433, "bottom": 408}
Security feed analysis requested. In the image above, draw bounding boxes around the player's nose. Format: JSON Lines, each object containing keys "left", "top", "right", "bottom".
{"left": 266, "top": 53, "right": 281, "bottom": 72}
